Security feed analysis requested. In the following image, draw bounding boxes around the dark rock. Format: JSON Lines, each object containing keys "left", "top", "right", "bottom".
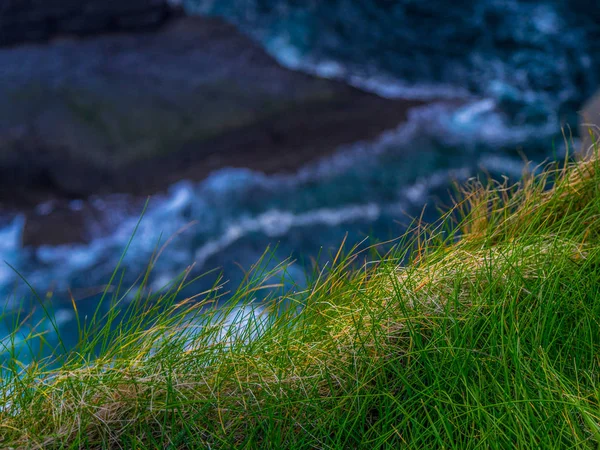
{"left": 0, "top": 15, "right": 428, "bottom": 246}
{"left": 0, "top": 0, "right": 173, "bottom": 46}
{"left": 56, "top": 14, "right": 113, "bottom": 35}
{"left": 0, "top": 22, "right": 50, "bottom": 45}
{"left": 116, "top": 8, "right": 167, "bottom": 31}
{"left": 83, "top": 0, "right": 166, "bottom": 15}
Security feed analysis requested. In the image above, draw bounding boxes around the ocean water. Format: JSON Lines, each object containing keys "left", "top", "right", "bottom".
{"left": 1, "top": 0, "right": 599, "bottom": 352}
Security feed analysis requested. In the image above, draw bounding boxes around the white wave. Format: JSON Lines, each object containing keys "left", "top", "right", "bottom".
{"left": 0, "top": 215, "right": 25, "bottom": 289}
{"left": 478, "top": 154, "right": 527, "bottom": 177}
{"left": 440, "top": 99, "right": 560, "bottom": 148}
{"left": 0, "top": 215, "right": 24, "bottom": 254}
{"left": 37, "top": 246, "right": 101, "bottom": 272}
{"left": 34, "top": 201, "right": 55, "bottom": 216}
{"left": 182, "top": 303, "right": 269, "bottom": 354}
{"left": 267, "top": 36, "right": 471, "bottom": 101}
{"left": 453, "top": 99, "right": 497, "bottom": 126}
{"left": 194, "top": 204, "right": 381, "bottom": 268}
{"left": 402, "top": 167, "right": 472, "bottom": 205}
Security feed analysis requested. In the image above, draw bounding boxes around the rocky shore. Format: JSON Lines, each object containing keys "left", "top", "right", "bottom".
{"left": 0, "top": 7, "right": 428, "bottom": 246}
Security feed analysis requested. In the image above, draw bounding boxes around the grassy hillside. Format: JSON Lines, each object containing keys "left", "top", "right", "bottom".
{"left": 2, "top": 145, "right": 600, "bottom": 449}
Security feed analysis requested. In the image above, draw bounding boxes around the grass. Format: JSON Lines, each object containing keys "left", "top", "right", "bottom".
{"left": 1, "top": 143, "right": 600, "bottom": 448}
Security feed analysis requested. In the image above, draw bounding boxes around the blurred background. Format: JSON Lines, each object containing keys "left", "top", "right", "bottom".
{"left": 0, "top": 0, "right": 598, "bottom": 349}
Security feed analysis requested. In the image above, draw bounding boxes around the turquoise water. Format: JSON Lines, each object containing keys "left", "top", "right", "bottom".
{"left": 1, "top": 0, "right": 598, "bottom": 351}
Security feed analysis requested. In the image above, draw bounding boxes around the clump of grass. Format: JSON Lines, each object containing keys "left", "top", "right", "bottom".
{"left": 1, "top": 148, "right": 600, "bottom": 449}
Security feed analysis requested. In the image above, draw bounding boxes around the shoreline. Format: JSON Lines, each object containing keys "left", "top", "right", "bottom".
{"left": 0, "top": 15, "right": 429, "bottom": 247}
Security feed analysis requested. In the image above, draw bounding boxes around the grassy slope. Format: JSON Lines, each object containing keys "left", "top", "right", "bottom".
{"left": 1, "top": 147, "right": 600, "bottom": 449}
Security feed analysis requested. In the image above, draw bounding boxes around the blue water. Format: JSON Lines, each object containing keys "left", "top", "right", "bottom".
{"left": 1, "top": 0, "right": 599, "bottom": 352}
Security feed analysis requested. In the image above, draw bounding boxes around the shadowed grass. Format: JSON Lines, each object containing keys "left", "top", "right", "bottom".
{"left": 1, "top": 144, "right": 600, "bottom": 448}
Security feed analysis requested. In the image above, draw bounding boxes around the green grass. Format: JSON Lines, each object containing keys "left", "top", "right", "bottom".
{"left": 2, "top": 146, "right": 600, "bottom": 449}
